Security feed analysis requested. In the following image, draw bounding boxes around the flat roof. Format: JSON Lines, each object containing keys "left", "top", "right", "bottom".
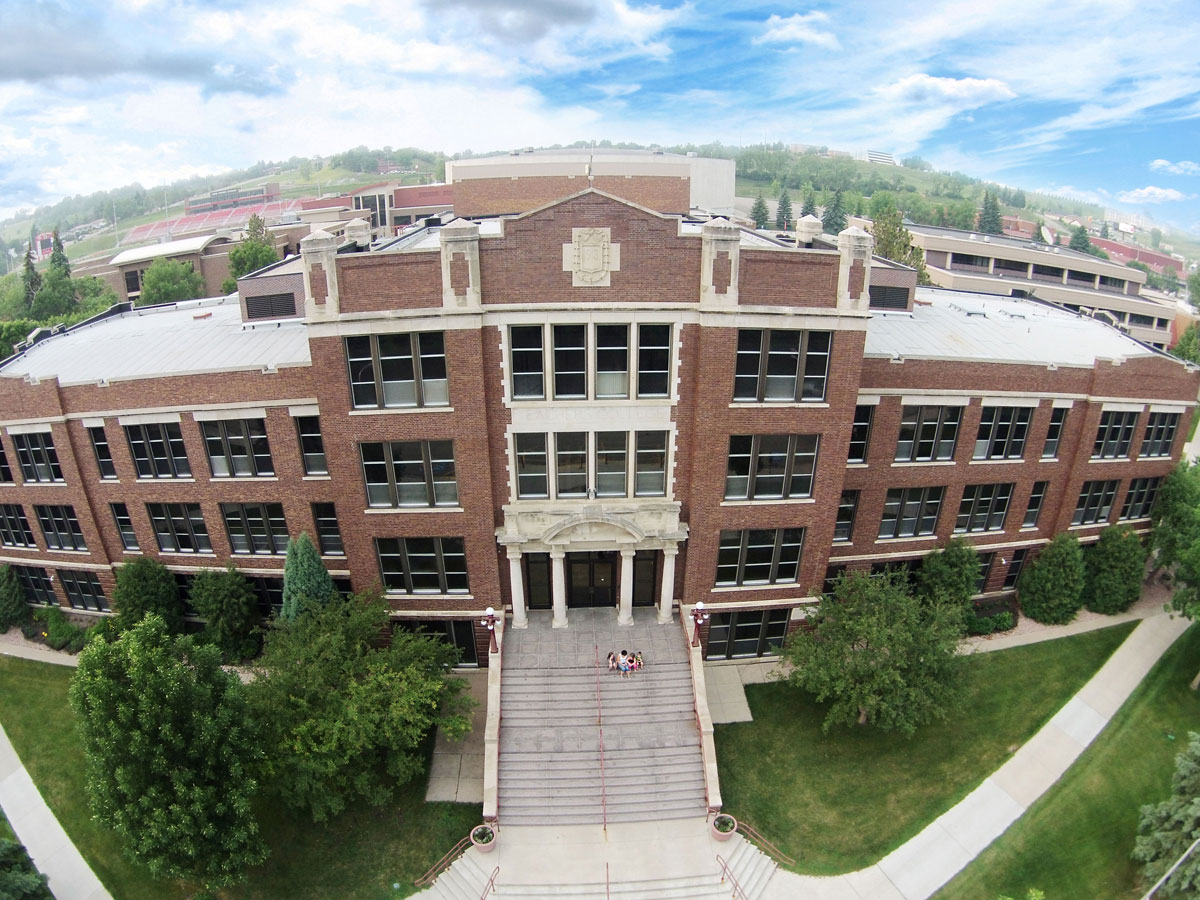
{"left": 865, "top": 288, "right": 1161, "bottom": 367}
{"left": 0, "top": 297, "right": 310, "bottom": 386}
{"left": 907, "top": 222, "right": 1117, "bottom": 265}
{"left": 109, "top": 234, "right": 231, "bottom": 267}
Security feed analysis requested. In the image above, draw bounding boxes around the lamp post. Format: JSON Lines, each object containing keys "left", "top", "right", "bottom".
{"left": 690, "top": 601, "right": 709, "bottom": 648}
{"left": 481, "top": 606, "right": 499, "bottom": 654}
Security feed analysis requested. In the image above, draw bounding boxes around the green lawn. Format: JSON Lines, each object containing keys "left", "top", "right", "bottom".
{"left": 934, "top": 624, "right": 1200, "bottom": 900}
{"left": 0, "top": 806, "right": 14, "bottom": 842}
{"left": 0, "top": 655, "right": 479, "bottom": 900}
{"left": 715, "top": 622, "right": 1137, "bottom": 875}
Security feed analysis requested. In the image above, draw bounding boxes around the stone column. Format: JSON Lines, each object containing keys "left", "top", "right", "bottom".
{"left": 507, "top": 548, "right": 528, "bottom": 629}
{"left": 836, "top": 226, "right": 874, "bottom": 312}
{"left": 551, "top": 549, "right": 568, "bottom": 629}
{"left": 618, "top": 548, "right": 635, "bottom": 626}
{"left": 657, "top": 546, "right": 678, "bottom": 624}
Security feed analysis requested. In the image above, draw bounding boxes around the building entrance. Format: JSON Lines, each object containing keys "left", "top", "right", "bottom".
{"left": 567, "top": 551, "right": 615, "bottom": 608}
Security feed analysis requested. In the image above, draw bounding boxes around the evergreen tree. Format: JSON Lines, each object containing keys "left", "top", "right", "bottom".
{"left": 0, "top": 564, "right": 30, "bottom": 631}
{"left": 48, "top": 228, "right": 70, "bottom": 279}
{"left": 914, "top": 538, "right": 979, "bottom": 623}
{"left": 775, "top": 190, "right": 793, "bottom": 230}
{"left": 821, "top": 190, "right": 847, "bottom": 235}
{"left": 869, "top": 199, "right": 932, "bottom": 285}
{"left": 112, "top": 556, "right": 184, "bottom": 633}
{"left": 191, "top": 566, "right": 260, "bottom": 660}
{"left": 0, "top": 839, "right": 52, "bottom": 899}
{"left": 280, "top": 533, "right": 335, "bottom": 621}
{"left": 1083, "top": 524, "right": 1146, "bottom": 614}
{"left": 750, "top": 194, "right": 770, "bottom": 229}
{"left": 1100, "top": 221, "right": 1110, "bottom": 239}
{"left": 1018, "top": 532, "right": 1085, "bottom": 624}
{"left": 978, "top": 192, "right": 1003, "bottom": 234}
{"left": 800, "top": 191, "right": 817, "bottom": 218}
{"left": 1069, "top": 224, "right": 1093, "bottom": 254}
{"left": 1133, "top": 732, "right": 1200, "bottom": 896}
{"left": 21, "top": 229, "right": 40, "bottom": 314}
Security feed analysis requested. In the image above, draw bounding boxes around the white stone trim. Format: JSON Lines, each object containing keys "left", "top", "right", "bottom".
{"left": 856, "top": 394, "right": 881, "bottom": 406}
{"left": 1150, "top": 403, "right": 1187, "bottom": 414}
{"left": 288, "top": 404, "right": 320, "bottom": 417}
{"left": 980, "top": 396, "right": 1040, "bottom": 408}
{"left": 192, "top": 407, "right": 267, "bottom": 422}
{"left": 6, "top": 422, "right": 54, "bottom": 435}
{"left": 1052, "top": 398, "right": 1076, "bottom": 409}
{"left": 81, "top": 417, "right": 105, "bottom": 428}
{"left": 900, "top": 394, "right": 971, "bottom": 407}
{"left": 117, "top": 411, "right": 183, "bottom": 426}
{"left": 1101, "top": 401, "right": 1146, "bottom": 413}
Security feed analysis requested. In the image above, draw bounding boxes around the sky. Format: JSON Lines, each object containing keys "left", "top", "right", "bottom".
{"left": 3, "top": 0, "right": 1200, "bottom": 232}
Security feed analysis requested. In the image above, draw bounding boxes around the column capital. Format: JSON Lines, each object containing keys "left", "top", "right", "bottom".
{"left": 506, "top": 546, "right": 524, "bottom": 560}
{"left": 549, "top": 548, "right": 566, "bottom": 559}
{"left": 619, "top": 547, "right": 637, "bottom": 559}
{"left": 662, "top": 545, "right": 680, "bottom": 558}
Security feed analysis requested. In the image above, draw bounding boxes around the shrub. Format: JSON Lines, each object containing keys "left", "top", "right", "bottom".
{"left": 1018, "top": 532, "right": 1085, "bottom": 624}
{"left": 915, "top": 538, "right": 979, "bottom": 625}
{"left": 0, "top": 564, "right": 30, "bottom": 632}
{"left": 191, "top": 566, "right": 260, "bottom": 660}
{"left": 33, "top": 606, "right": 90, "bottom": 653}
{"left": 966, "top": 611, "right": 1015, "bottom": 635}
{"left": 1084, "top": 524, "right": 1147, "bottom": 614}
{"left": 0, "top": 838, "right": 53, "bottom": 899}
{"left": 113, "top": 557, "right": 184, "bottom": 633}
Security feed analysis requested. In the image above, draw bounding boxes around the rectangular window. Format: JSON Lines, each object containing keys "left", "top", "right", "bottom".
{"left": 556, "top": 432, "right": 587, "bottom": 497}
{"left": 878, "top": 486, "right": 945, "bottom": 539}
{"left": 955, "top": 483, "right": 1014, "bottom": 533}
{"left": 516, "top": 431, "right": 667, "bottom": 499}
{"left": 345, "top": 332, "right": 448, "bottom": 409}
{"left": 896, "top": 406, "right": 961, "bottom": 462}
{"left": 515, "top": 433, "right": 548, "bottom": 498}
{"left": 1043, "top": 407, "right": 1068, "bottom": 458}
{"left": 35, "top": 505, "right": 86, "bottom": 551}
{"left": 221, "top": 502, "right": 288, "bottom": 555}
{"left": 1121, "top": 477, "right": 1162, "bottom": 520}
{"left": 12, "top": 565, "right": 55, "bottom": 605}
{"left": 849, "top": 405, "right": 873, "bottom": 463}
{"left": 715, "top": 528, "right": 805, "bottom": 586}
{"left": 975, "top": 552, "right": 995, "bottom": 594}
{"left": 1093, "top": 410, "right": 1139, "bottom": 459}
{"left": 295, "top": 416, "right": 327, "bottom": 475}
{"left": 733, "top": 329, "right": 830, "bottom": 403}
{"left": 311, "top": 502, "right": 344, "bottom": 555}
{"left": 88, "top": 427, "right": 117, "bottom": 479}
{"left": 724, "top": 434, "right": 819, "bottom": 500}
{"left": 201, "top": 419, "right": 273, "bottom": 477}
{"left": 360, "top": 440, "right": 458, "bottom": 508}
{"left": 1024, "top": 481, "right": 1048, "bottom": 528}
{"left": 0, "top": 444, "right": 12, "bottom": 483}
{"left": 13, "top": 432, "right": 63, "bottom": 483}
{"left": 111, "top": 503, "right": 139, "bottom": 550}
{"left": 595, "top": 324, "right": 629, "bottom": 399}
{"left": 705, "top": 609, "right": 791, "bottom": 660}
{"left": 834, "top": 491, "right": 858, "bottom": 542}
{"left": 1141, "top": 413, "right": 1180, "bottom": 458}
{"left": 59, "top": 570, "right": 108, "bottom": 611}
{"left": 375, "top": 536, "right": 468, "bottom": 594}
{"left": 1003, "top": 548, "right": 1028, "bottom": 590}
{"left": 146, "top": 503, "right": 212, "bottom": 553}
{"left": 552, "top": 325, "right": 587, "bottom": 399}
{"left": 124, "top": 422, "right": 190, "bottom": 478}
{"left": 637, "top": 324, "right": 671, "bottom": 398}
{"left": 510, "top": 325, "right": 545, "bottom": 399}
{"left": 1073, "top": 480, "right": 1120, "bottom": 526}
{"left": 974, "top": 407, "right": 1032, "bottom": 460}
{"left": 511, "top": 324, "right": 672, "bottom": 401}
{"left": 249, "top": 576, "right": 284, "bottom": 618}
{"left": 635, "top": 431, "right": 667, "bottom": 497}
{"left": 0, "top": 504, "right": 35, "bottom": 548}
{"left": 595, "top": 431, "right": 628, "bottom": 497}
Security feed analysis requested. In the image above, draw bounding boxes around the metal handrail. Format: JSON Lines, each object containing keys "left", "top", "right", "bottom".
{"left": 478, "top": 866, "right": 500, "bottom": 899}
{"left": 593, "top": 644, "right": 609, "bottom": 833}
{"left": 414, "top": 834, "right": 471, "bottom": 887}
{"left": 715, "top": 854, "right": 750, "bottom": 900}
{"left": 737, "top": 820, "right": 796, "bottom": 868}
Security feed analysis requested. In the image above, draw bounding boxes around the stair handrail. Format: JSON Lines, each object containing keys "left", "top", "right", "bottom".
{"left": 593, "top": 643, "right": 609, "bottom": 833}
{"left": 478, "top": 866, "right": 500, "bottom": 899}
{"left": 715, "top": 853, "right": 751, "bottom": 900}
{"left": 736, "top": 820, "right": 795, "bottom": 868}
{"left": 413, "top": 834, "right": 472, "bottom": 887}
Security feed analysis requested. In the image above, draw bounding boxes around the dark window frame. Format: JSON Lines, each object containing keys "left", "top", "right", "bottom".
{"left": 345, "top": 332, "right": 449, "bottom": 410}
{"left": 1073, "top": 479, "right": 1119, "bottom": 526}
{"left": 1093, "top": 410, "right": 1139, "bottom": 459}
{"left": 954, "top": 483, "right": 1013, "bottom": 533}
{"left": 1121, "top": 477, "right": 1161, "bottom": 520}
{"left": 12, "top": 565, "right": 55, "bottom": 605}
{"left": 724, "top": 434, "right": 819, "bottom": 500}
{"left": 0, "top": 504, "right": 35, "bottom": 548}
{"left": 1024, "top": 481, "right": 1048, "bottom": 528}
{"left": 1140, "top": 412, "right": 1180, "bottom": 459}
{"left": 146, "top": 503, "right": 212, "bottom": 554}
{"left": 124, "top": 422, "right": 191, "bottom": 479}
{"left": 311, "top": 502, "right": 344, "bottom": 556}
{"left": 834, "top": 491, "right": 858, "bottom": 542}
{"left": 360, "top": 440, "right": 458, "bottom": 508}
{"left": 733, "top": 328, "right": 830, "bottom": 403}
{"left": 295, "top": 416, "right": 327, "bottom": 476}
{"left": 715, "top": 528, "right": 805, "bottom": 586}
{"left": 1043, "top": 407, "right": 1068, "bottom": 458}
{"left": 58, "top": 570, "right": 108, "bottom": 611}
{"left": 1003, "top": 548, "right": 1028, "bottom": 590}
{"left": 375, "top": 536, "right": 469, "bottom": 594}
{"left": 849, "top": 405, "right": 873, "bottom": 463}
{"left": 34, "top": 505, "right": 86, "bottom": 551}
{"left": 111, "top": 503, "right": 139, "bottom": 550}
{"left": 87, "top": 426, "right": 117, "bottom": 479}
{"left": 878, "top": 486, "right": 944, "bottom": 539}
{"left": 12, "top": 432, "right": 64, "bottom": 483}
{"left": 974, "top": 406, "right": 1032, "bottom": 460}
{"left": 201, "top": 418, "right": 274, "bottom": 478}
{"left": 220, "top": 502, "right": 289, "bottom": 555}
{"left": 895, "top": 406, "right": 961, "bottom": 462}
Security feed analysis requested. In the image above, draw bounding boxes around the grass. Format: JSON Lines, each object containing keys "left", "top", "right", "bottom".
{"left": 0, "top": 806, "right": 14, "bottom": 842}
{"left": 714, "top": 622, "right": 1137, "bottom": 875}
{"left": 933, "top": 624, "right": 1200, "bottom": 900}
{"left": 0, "top": 655, "right": 480, "bottom": 900}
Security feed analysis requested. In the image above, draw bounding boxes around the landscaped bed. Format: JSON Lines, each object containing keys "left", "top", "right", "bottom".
{"left": 714, "top": 621, "right": 1137, "bottom": 875}
{"left": 0, "top": 655, "right": 480, "bottom": 900}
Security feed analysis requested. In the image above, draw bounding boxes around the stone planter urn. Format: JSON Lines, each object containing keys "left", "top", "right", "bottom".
{"left": 471, "top": 824, "right": 497, "bottom": 853}
{"left": 711, "top": 814, "right": 737, "bottom": 842}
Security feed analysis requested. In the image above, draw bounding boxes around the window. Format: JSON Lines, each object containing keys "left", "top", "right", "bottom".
{"left": 375, "top": 536, "right": 468, "bottom": 594}
{"left": 849, "top": 405, "right": 873, "bottom": 463}
{"left": 553, "top": 325, "right": 586, "bottom": 398}
{"left": 312, "top": 503, "right": 344, "bottom": 555}
{"left": 975, "top": 553, "right": 995, "bottom": 594}
{"left": 725, "top": 434, "right": 819, "bottom": 500}
{"left": 556, "top": 433, "right": 587, "bottom": 496}
{"left": 878, "top": 486, "right": 944, "bottom": 539}
{"left": 111, "top": 503, "right": 139, "bottom": 550}
{"left": 974, "top": 407, "right": 1032, "bottom": 460}
{"left": 88, "top": 427, "right": 116, "bottom": 479}
{"left": 955, "top": 484, "right": 1013, "bottom": 533}
{"left": 295, "top": 416, "right": 327, "bottom": 475}
{"left": 510, "top": 325, "right": 545, "bottom": 399}
{"left": 13, "top": 432, "right": 63, "bottom": 483}
{"left": 716, "top": 529, "right": 805, "bottom": 586}
{"left": 515, "top": 433, "right": 548, "bottom": 498}
{"left": 705, "top": 609, "right": 790, "bottom": 660}
{"left": 1003, "top": 548, "right": 1028, "bottom": 589}
{"left": 1043, "top": 407, "right": 1068, "bottom": 458}
{"left": 202, "top": 419, "right": 274, "bottom": 477}
{"left": 733, "top": 329, "right": 830, "bottom": 402}
{"left": 360, "top": 440, "right": 458, "bottom": 507}
{"left": 12, "top": 565, "right": 55, "bottom": 605}
{"left": 0, "top": 504, "right": 35, "bottom": 548}
{"left": 35, "top": 505, "right": 86, "bottom": 551}
{"left": 634, "top": 431, "right": 667, "bottom": 496}
{"left": 823, "top": 564, "right": 847, "bottom": 596}
{"left": 1141, "top": 413, "right": 1180, "bottom": 458}
{"left": 595, "top": 324, "right": 629, "bottom": 398}
{"left": 637, "top": 324, "right": 671, "bottom": 398}
{"left": 345, "top": 332, "right": 448, "bottom": 409}
{"left": 512, "top": 323, "right": 672, "bottom": 401}
{"left": 396, "top": 620, "right": 479, "bottom": 667}
{"left": 1024, "top": 481, "right": 1048, "bottom": 528}
{"left": 1073, "top": 480, "right": 1119, "bottom": 526}
{"left": 221, "top": 503, "right": 289, "bottom": 555}
{"left": 124, "top": 422, "right": 190, "bottom": 478}
{"left": 896, "top": 406, "right": 961, "bottom": 462}
{"left": 834, "top": 491, "right": 858, "bottom": 542}
{"left": 59, "top": 570, "right": 108, "bottom": 611}
{"left": 514, "top": 431, "right": 667, "bottom": 499}
{"left": 1121, "top": 477, "right": 1162, "bottom": 520}
{"left": 1093, "top": 410, "right": 1139, "bottom": 459}
{"left": 0, "top": 444, "right": 12, "bottom": 483}
{"left": 249, "top": 576, "right": 284, "bottom": 618}
{"left": 147, "top": 503, "right": 212, "bottom": 553}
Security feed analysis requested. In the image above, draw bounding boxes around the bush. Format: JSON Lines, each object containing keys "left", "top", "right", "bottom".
{"left": 0, "top": 564, "right": 30, "bottom": 631}
{"left": 0, "top": 838, "right": 53, "bottom": 899}
{"left": 967, "top": 611, "right": 1016, "bottom": 635}
{"left": 191, "top": 566, "right": 260, "bottom": 661}
{"left": 113, "top": 557, "right": 184, "bottom": 633}
{"left": 1018, "top": 533, "right": 1085, "bottom": 624}
{"left": 32, "top": 606, "right": 90, "bottom": 653}
{"left": 1084, "top": 524, "right": 1146, "bottom": 614}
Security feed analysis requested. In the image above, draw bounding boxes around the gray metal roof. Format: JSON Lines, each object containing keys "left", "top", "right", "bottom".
{"left": 0, "top": 297, "right": 310, "bottom": 386}
{"left": 866, "top": 288, "right": 1160, "bottom": 367}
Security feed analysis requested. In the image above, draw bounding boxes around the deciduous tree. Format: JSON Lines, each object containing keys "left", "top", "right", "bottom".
{"left": 191, "top": 566, "right": 260, "bottom": 660}
{"left": 1083, "top": 524, "right": 1146, "bottom": 614}
{"left": 1172, "top": 324, "right": 1200, "bottom": 365}
{"left": 0, "top": 839, "right": 52, "bottom": 899}
{"left": 1017, "top": 532, "right": 1084, "bottom": 624}
{"left": 1150, "top": 463, "right": 1200, "bottom": 576}
{"left": 30, "top": 268, "right": 76, "bottom": 320}
{"left": 915, "top": 537, "right": 978, "bottom": 620}
{"left": 112, "top": 556, "right": 184, "bottom": 633}
{"left": 280, "top": 532, "right": 335, "bottom": 621}
{"left": 750, "top": 194, "right": 769, "bottom": 229}
{"left": 138, "top": 258, "right": 204, "bottom": 305}
{"left": 223, "top": 215, "right": 279, "bottom": 293}
{"left": 1133, "top": 732, "right": 1200, "bottom": 896}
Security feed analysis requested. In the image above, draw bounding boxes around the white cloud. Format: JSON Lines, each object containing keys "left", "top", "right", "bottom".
{"left": 753, "top": 12, "right": 838, "bottom": 49}
{"left": 1116, "top": 185, "right": 1194, "bottom": 203}
{"left": 1150, "top": 159, "right": 1200, "bottom": 176}
{"left": 876, "top": 73, "right": 1015, "bottom": 106}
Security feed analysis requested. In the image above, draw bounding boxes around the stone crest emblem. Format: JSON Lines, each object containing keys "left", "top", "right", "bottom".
{"left": 563, "top": 227, "right": 621, "bottom": 287}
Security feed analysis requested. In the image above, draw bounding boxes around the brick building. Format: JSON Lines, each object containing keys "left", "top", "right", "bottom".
{"left": 0, "top": 175, "right": 1195, "bottom": 665}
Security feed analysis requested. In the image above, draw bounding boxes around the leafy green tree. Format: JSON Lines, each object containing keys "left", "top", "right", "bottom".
{"left": 137, "top": 258, "right": 204, "bottom": 306}
{"left": 69, "top": 615, "right": 267, "bottom": 891}
{"left": 30, "top": 268, "right": 76, "bottom": 320}
{"left": 1162, "top": 267, "right": 1180, "bottom": 294}
{"left": 821, "top": 190, "right": 847, "bottom": 235}
{"left": 248, "top": 591, "right": 472, "bottom": 821}
{"left": 222, "top": 214, "right": 279, "bottom": 293}
{"left": 800, "top": 191, "right": 817, "bottom": 218}
{"left": 869, "top": 199, "right": 932, "bottom": 285}
{"left": 1187, "top": 272, "right": 1200, "bottom": 308}
{"left": 73, "top": 275, "right": 119, "bottom": 316}
{"left": 915, "top": 538, "right": 979, "bottom": 620}
{"left": 978, "top": 191, "right": 1003, "bottom": 234}
{"left": 48, "top": 228, "right": 70, "bottom": 279}
{"left": 1151, "top": 227, "right": 1163, "bottom": 248}
{"left": 1018, "top": 533, "right": 1085, "bottom": 624}
{"left": 750, "top": 194, "right": 770, "bottom": 229}
{"left": 775, "top": 190, "right": 793, "bottom": 230}
{"left": 1133, "top": 732, "right": 1200, "bottom": 896}
{"left": 0, "top": 564, "right": 30, "bottom": 631}
{"left": 1069, "top": 224, "right": 1093, "bottom": 254}
{"left": 783, "top": 569, "right": 966, "bottom": 736}
{"left": 191, "top": 566, "right": 260, "bottom": 660}
{"left": 1100, "top": 221, "right": 1110, "bottom": 239}
{"left": 280, "top": 532, "right": 335, "bottom": 621}
{"left": 1083, "top": 524, "right": 1146, "bottom": 614}
{"left": 1151, "top": 463, "right": 1200, "bottom": 576}
{"left": 113, "top": 556, "right": 184, "bottom": 633}
{"left": 0, "top": 839, "right": 52, "bottom": 899}
{"left": 1172, "top": 323, "right": 1200, "bottom": 364}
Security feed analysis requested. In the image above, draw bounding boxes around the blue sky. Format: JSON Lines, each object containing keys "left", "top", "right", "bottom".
{"left": 4, "top": 0, "right": 1200, "bottom": 232}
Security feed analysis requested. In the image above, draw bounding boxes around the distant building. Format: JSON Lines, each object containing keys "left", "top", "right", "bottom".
{"left": 1089, "top": 238, "right": 1186, "bottom": 277}
{"left": 186, "top": 183, "right": 281, "bottom": 215}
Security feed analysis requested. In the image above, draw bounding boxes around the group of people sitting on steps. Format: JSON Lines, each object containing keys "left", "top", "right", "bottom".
{"left": 606, "top": 649, "right": 644, "bottom": 678}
